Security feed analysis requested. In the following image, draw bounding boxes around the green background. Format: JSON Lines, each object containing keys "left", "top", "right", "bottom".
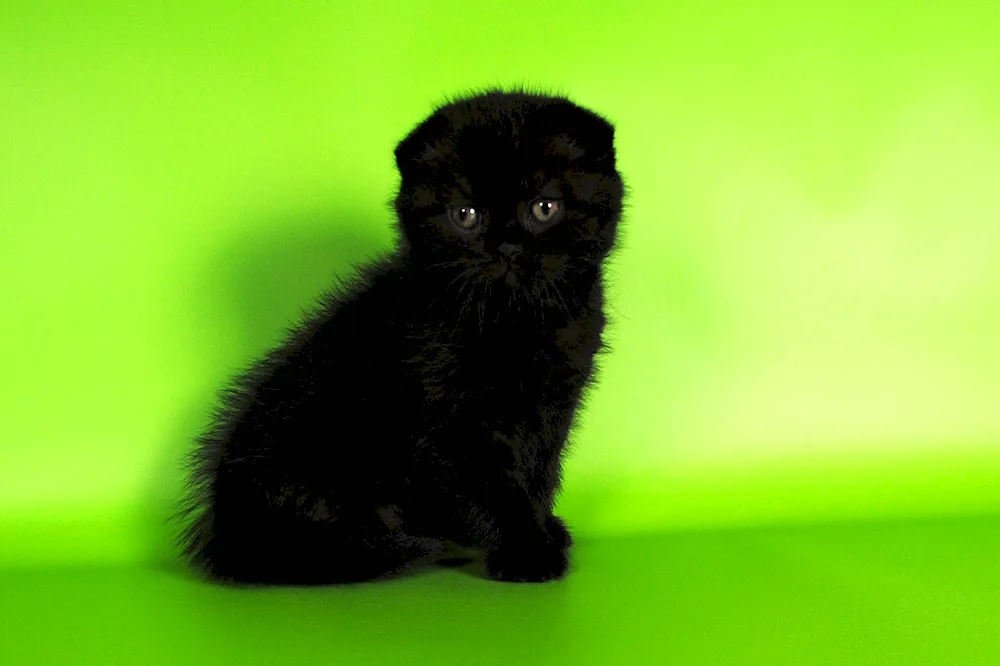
{"left": 1, "top": 1, "right": 998, "bottom": 663}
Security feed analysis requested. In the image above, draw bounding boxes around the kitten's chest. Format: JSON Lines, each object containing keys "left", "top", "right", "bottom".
{"left": 412, "top": 325, "right": 556, "bottom": 403}
{"left": 479, "top": 334, "right": 548, "bottom": 385}
{"left": 466, "top": 328, "right": 551, "bottom": 384}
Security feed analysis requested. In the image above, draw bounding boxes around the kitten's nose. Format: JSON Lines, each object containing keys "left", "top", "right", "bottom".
{"left": 498, "top": 242, "right": 523, "bottom": 259}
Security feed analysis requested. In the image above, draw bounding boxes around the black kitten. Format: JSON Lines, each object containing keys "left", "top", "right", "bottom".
{"left": 180, "top": 90, "right": 624, "bottom": 584}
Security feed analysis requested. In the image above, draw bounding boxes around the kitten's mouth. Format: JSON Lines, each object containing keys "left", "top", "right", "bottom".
{"left": 491, "top": 261, "right": 519, "bottom": 287}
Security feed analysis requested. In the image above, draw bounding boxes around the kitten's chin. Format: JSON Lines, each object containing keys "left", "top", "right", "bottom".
{"left": 488, "top": 261, "right": 519, "bottom": 287}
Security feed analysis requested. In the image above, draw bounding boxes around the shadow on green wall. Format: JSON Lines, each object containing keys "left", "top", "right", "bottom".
{"left": 141, "top": 206, "right": 394, "bottom": 569}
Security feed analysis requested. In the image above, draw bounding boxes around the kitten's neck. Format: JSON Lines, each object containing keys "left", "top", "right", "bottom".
{"left": 397, "top": 257, "right": 603, "bottom": 332}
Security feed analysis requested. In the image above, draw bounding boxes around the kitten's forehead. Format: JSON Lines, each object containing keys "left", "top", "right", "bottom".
{"left": 438, "top": 94, "right": 584, "bottom": 154}
{"left": 440, "top": 92, "right": 558, "bottom": 130}
{"left": 398, "top": 91, "right": 612, "bottom": 165}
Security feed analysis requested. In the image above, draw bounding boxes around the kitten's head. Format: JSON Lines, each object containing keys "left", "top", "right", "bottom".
{"left": 394, "top": 91, "right": 623, "bottom": 294}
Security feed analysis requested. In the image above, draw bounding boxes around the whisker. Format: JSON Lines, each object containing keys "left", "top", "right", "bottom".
{"left": 487, "top": 282, "right": 494, "bottom": 323}
{"left": 449, "top": 277, "right": 479, "bottom": 339}
{"left": 427, "top": 264, "right": 480, "bottom": 309}
{"left": 476, "top": 290, "right": 485, "bottom": 332}
{"left": 541, "top": 281, "right": 562, "bottom": 320}
{"left": 546, "top": 275, "right": 574, "bottom": 319}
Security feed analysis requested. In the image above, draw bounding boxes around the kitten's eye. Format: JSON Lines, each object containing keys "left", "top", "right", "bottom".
{"left": 530, "top": 199, "right": 562, "bottom": 223}
{"left": 449, "top": 204, "right": 480, "bottom": 230}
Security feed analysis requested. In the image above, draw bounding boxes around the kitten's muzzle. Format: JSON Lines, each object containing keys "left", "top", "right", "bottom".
{"left": 497, "top": 242, "right": 523, "bottom": 260}
{"left": 489, "top": 252, "right": 521, "bottom": 287}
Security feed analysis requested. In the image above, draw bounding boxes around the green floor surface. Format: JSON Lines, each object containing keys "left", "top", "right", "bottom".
{"left": 2, "top": 514, "right": 997, "bottom": 665}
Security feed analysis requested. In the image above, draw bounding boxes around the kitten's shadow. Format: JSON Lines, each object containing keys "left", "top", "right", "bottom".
{"left": 145, "top": 206, "right": 393, "bottom": 570}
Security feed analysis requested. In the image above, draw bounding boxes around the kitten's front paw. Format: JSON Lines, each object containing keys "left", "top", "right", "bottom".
{"left": 486, "top": 531, "right": 570, "bottom": 583}
{"left": 544, "top": 515, "right": 572, "bottom": 550}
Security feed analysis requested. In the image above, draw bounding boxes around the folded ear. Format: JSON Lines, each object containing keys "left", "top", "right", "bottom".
{"left": 540, "top": 102, "right": 616, "bottom": 167}
{"left": 394, "top": 114, "right": 451, "bottom": 177}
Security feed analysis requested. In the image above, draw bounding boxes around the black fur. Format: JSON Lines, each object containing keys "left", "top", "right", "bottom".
{"left": 178, "top": 90, "right": 625, "bottom": 584}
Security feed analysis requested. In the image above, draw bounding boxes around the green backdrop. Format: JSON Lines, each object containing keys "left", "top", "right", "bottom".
{"left": 1, "top": 1, "right": 999, "bottom": 663}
